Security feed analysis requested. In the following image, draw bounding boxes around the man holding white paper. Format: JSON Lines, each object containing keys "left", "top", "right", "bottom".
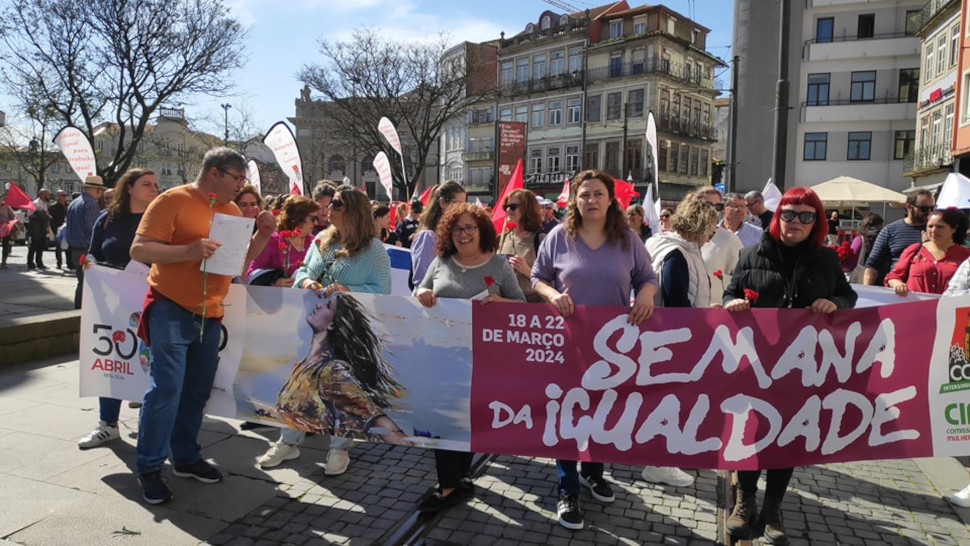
{"left": 129, "top": 147, "right": 275, "bottom": 505}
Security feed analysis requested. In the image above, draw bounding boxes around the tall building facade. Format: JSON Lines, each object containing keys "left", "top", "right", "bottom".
{"left": 733, "top": 0, "right": 922, "bottom": 194}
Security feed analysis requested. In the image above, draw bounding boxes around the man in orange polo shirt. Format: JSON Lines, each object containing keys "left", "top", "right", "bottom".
{"left": 130, "top": 147, "right": 275, "bottom": 504}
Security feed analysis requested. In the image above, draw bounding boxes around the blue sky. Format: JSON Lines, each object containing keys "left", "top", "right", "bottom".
{"left": 204, "top": 0, "right": 735, "bottom": 136}
{"left": 0, "top": 1, "right": 734, "bottom": 138}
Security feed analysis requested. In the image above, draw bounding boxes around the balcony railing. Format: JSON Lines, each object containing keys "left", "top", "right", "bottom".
{"left": 802, "top": 97, "right": 915, "bottom": 107}
{"left": 586, "top": 56, "right": 715, "bottom": 89}
{"left": 499, "top": 70, "right": 585, "bottom": 97}
{"left": 656, "top": 113, "right": 717, "bottom": 140}
{"left": 902, "top": 144, "right": 953, "bottom": 173}
{"left": 804, "top": 30, "right": 916, "bottom": 47}
{"left": 915, "top": 0, "right": 960, "bottom": 34}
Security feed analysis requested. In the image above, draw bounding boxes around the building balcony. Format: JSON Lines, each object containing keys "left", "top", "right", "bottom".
{"left": 902, "top": 144, "right": 953, "bottom": 175}
{"left": 500, "top": 71, "right": 585, "bottom": 97}
{"left": 656, "top": 114, "right": 717, "bottom": 140}
{"left": 804, "top": 33, "right": 920, "bottom": 62}
{"left": 914, "top": 0, "right": 960, "bottom": 35}
{"left": 801, "top": 99, "right": 917, "bottom": 123}
{"left": 585, "top": 57, "right": 716, "bottom": 90}
{"left": 462, "top": 150, "right": 494, "bottom": 162}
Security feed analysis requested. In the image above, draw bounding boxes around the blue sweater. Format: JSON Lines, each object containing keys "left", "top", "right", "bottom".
{"left": 88, "top": 211, "right": 143, "bottom": 268}
{"left": 294, "top": 236, "right": 391, "bottom": 294}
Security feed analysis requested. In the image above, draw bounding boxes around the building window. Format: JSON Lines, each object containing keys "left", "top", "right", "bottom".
{"left": 807, "top": 73, "right": 830, "bottom": 106}
{"left": 632, "top": 48, "right": 645, "bottom": 74}
{"left": 857, "top": 14, "right": 874, "bottom": 39}
{"left": 548, "top": 147, "right": 560, "bottom": 173}
{"left": 530, "top": 148, "right": 542, "bottom": 174}
{"left": 500, "top": 61, "right": 513, "bottom": 87}
{"left": 952, "top": 24, "right": 961, "bottom": 68}
{"left": 628, "top": 89, "right": 644, "bottom": 117}
{"left": 516, "top": 57, "right": 529, "bottom": 84}
{"left": 500, "top": 108, "right": 512, "bottom": 121}
{"left": 658, "top": 140, "right": 668, "bottom": 172}
{"left": 610, "top": 20, "right": 622, "bottom": 39}
{"left": 605, "top": 141, "right": 619, "bottom": 174}
{"left": 541, "top": 15, "right": 551, "bottom": 30}
{"left": 667, "top": 16, "right": 676, "bottom": 34}
{"left": 925, "top": 44, "right": 935, "bottom": 82}
{"left": 471, "top": 107, "right": 493, "bottom": 124}
{"left": 606, "top": 92, "right": 622, "bottom": 120}
{"left": 847, "top": 132, "right": 871, "bottom": 160}
{"left": 566, "top": 146, "right": 579, "bottom": 172}
{"left": 533, "top": 54, "right": 547, "bottom": 81}
{"left": 700, "top": 149, "right": 709, "bottom": 177}
{"left": 804, "top": 132, "right": 827, "bottom": 160}
{"left": 683, "top": 96, "right": 692, "bottom": 128}
{"left": 626, "top": 139, "right": 642, "bottom": 175}
{"left": 587, "top": 95, "right": 601, "bottom": 122}
{"left": 660, "top": 90, "right": 670, "bottom": 120}
{"left": 328, "top": 154, "right": 345, "bottom": 174}
{"left": 515, "top": 105, "right": 528, "bottom": 123}
{"left": 567, "top": 98, "right": 582, "bottom": 123}
{"left": 689, "top": 147, "right": 699, "bottom": 176}
{"left": 898, "top": 68, "right": 919, "bottom": 103}
{"left": 679, "top": 144, "right": 689, "bottom": 173}
{"left": 549, "top": 100, "right": 562, "bottom": 126}
{"left": 894, "top": 130, "right": 915, "bottom": 160}
{"left": 932, "top": 111, "right": 942, "bottom": 152}
{"left": 945, "top": 103, "right": 955, "bottom": 151}
{"left": 672, "top": 93, "right": 681, "bottom": 129}
{"left": 633, "top": 17, "right": 646, "bottom": 35}
{"left": 568, "top": 46, "right": 582, "bottom": 73}
{"left": 550, "top": 50, "right": 564, "bottom": 77}
{"left": 963, "top": 72, "right": 970, "bottom": 124}
{"left": 816, "top": 17, "right": 834, "bottom": 43}
{"left": 905, "top": 10, "right": 920, "bottom": 35}
{"left": 532, "top": 103, "right": 545, "bottom": 128}
{"left": 609, "top": 53, "right": 622, "bottom": 77}
{"left": 938, "top": 34, "right": 948, "bottom": 75}
{"left": 585, "top": 143, "right": 599, "bottom": 170}
{"left": 850, "top": 71, "right": 875, "bottom": 102}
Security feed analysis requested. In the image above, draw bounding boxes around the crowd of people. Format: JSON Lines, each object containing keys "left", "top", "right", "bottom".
{"left": 8, "top": 146, "right": 970, "bottom": 542}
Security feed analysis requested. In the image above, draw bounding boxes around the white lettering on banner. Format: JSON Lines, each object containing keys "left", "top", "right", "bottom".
{"left": 490, "top": 310, "right": 918, "bottom": 461}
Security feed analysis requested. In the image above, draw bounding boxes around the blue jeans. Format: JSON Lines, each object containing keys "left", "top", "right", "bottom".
{"left": 100, "top": 397, "right": 122, "bottom": 424}
{"left": 136, "top": 298, "right": 221, "bottom": 475}
{"left": 280, "top": 427, "right": 352, "bottom": 450}
{"left": 556, "top": 459, "right": 604, "bottom": 495}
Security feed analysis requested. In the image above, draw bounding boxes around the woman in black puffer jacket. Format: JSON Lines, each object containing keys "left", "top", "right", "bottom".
{"left": 722, "top": 186, "right": 857, "bottom": 544}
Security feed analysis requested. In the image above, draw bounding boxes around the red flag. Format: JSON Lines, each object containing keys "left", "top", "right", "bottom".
{"left": 556, "top": 177, "right": 570, "bottom": 209}
{"left": 492, "top": 159, "right": 523, "bottom": 233}
{"left": 417, "top": 186, "right": 434, "bottom": 205}
{"left": 613, "top": 178, "right": 641, "bottom": 209}
{"left": 388, "top": 201, "right": 398, "bottom": 227}
{"left": 5, "top": 182, "right": 35, "bottom": 211}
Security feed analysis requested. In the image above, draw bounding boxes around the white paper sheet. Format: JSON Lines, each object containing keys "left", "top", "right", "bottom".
{"left": 202, "top": 212, "right": 255, "bottom": 276}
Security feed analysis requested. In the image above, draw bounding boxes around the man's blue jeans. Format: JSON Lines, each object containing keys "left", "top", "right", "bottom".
{"left": 136, "top": 298, "right": 220, "bottom": 475}
{"left": 556, "top": 459, "right": 604, "bottom": 495}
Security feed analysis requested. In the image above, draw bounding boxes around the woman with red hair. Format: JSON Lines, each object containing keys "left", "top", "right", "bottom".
{"left": 722, "top": 186, "right": 857, "bottom": 544}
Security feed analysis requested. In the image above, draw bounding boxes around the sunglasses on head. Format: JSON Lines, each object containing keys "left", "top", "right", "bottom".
{"left": 779, "top": 209, "right": 817, "bottom": 223}
{"left": 328, "top": 198, "right": 344, "bottom": 211}
{"left": 503, "top": 203, "right": 519, "bottom": 212}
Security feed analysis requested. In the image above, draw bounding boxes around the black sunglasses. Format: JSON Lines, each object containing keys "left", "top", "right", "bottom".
{"left": 503, "top": 203, "right": 519, "bottom": 212}
{"left": 911, "top": 204, "right": 934, "bottom": 213}
{"left": 660, "top": 214, "right": 670, "bottom": 219}
{"left": 779, "top": 210, "right": 817, "bottom": 224}
{"left": 328, "top": 198, "right": 344, "bottom": 211}
{"left": 712, "top": 202, "right": 725, "bottom": 212}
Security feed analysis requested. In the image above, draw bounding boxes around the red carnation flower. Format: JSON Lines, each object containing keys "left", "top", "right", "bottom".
{"left": 713, "top": 269, "right": 723, "bottom": 280}
{"left": 278, "top": 242, "right": 286, "bottom": 250}
{"left": 743, "top": 289, "right": 759, "bottom": 303}
{"left": 272, "top": 209, "right": 281, "bottom": 216}
{"left": 292, "top": 227, "right": 302, "bottom": 237}
{"left": 484, "top": 275, "right": 495, "bottom": 287}
{"left": 506, "top": 222, "right": 517, "bottom": 231}
{"left": 279, "top": 230, "right": 292, "bottom": 238}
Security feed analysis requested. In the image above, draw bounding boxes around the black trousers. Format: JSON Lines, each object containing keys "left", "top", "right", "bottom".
{"left": 433, "top": 449, "right": 473, "bottom": 489}
{"left": 737, "top": 467, "right": 794, "bottom": 501}
{"left": 70, "top": 246, "right": 86, "bottom": 309}
{"left": 27, "top": 236, "right": 45, "bottom": 266}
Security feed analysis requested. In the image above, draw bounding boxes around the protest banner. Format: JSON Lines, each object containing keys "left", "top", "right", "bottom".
{"left": 79, "top": 266, "right": 968, "bottom": 469}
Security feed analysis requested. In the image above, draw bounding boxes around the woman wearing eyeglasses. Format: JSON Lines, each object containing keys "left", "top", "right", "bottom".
{"left": 723, "top": 186, "right": 856, "bottom": 544}
{"left": 256, "top": 185, "right": 391, "bottom": 475}
{"left": 885, "top": 208, "right": 970, "bottom": 297}
{"left": 415, "top": 203, "right": 524, "bottom": 513}
{"left": 659, "top": 208, "right": 674, "bottom": 232}
{"left": 499, "top": 189, "right": 546, "bottom": 302}
{"left": 410, "top": 180, "right": 466, "bottom": 288}
{"left": 532, "top": 170, "right": 658, "bottom": 531}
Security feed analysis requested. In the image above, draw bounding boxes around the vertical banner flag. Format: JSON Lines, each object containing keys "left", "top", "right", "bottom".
{"left": 52, "top": 126, "right": 97, "bottom": 182}
{"left": 496, "top": 122, "right": 527, "bottom": 203}
{"left": 492, "top": 159, "right": 523, "bottom": 232}
{"left": 262, "top": 122, "right": 304, "bottom": 195}
{"left": 246, "top": 160, "right": 261, "bottom": 195}
{"left": 642, "top": 185, "right": 660, "bottom": 235}
{"left": 378, "top": 117, "right": 408, "bottom": 198}
{"left": 5, "top": 182, "right": 35, "bottom": 211}
{"left": 646, "top": 111, "right": 659, "bottom": 199}
{"left": 373, "top": 151, "right": 394, "bottom": 202}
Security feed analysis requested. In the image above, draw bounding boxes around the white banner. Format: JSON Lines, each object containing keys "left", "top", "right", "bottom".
{"left": 52, "top": 126, "right": 97, "bottom": 182}
{"left": 373, "top": 151, "right": 394, "bottom": 201}
{"left": 262, "top": 122, "right": 304, "bottom": 195}
{"left": 246, "top": 159, "right": 261, "bottom": 195}
{"left": 378, "top": 116, "right": 402, "bottom": 156}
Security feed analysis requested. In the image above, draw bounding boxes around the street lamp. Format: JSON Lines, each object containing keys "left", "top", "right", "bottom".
{"left": 220, "top": 103, "right": 231, "bottom": 145}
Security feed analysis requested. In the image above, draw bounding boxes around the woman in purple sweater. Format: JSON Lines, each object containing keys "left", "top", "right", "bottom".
{"left": 531, "top": 170, "right": 658, "bottom": 531}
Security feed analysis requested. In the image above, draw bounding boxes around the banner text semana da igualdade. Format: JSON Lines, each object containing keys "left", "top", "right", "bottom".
{"left": 80, "top": 266, "right": 970, "bottom": 469}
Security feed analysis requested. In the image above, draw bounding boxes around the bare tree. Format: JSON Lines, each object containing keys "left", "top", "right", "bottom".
{"left": 298, "top": 27, "right": 496, "bottom": 197}
{"left": 0, "top": 0, "right": 247, "bottom": 187}
{"left": 0, "top": 94, "right": 61, "bottom": 195}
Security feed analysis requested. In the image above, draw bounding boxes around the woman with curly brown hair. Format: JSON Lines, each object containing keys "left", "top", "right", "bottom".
{"left": 415, "top": 202, "right": 524, "bottom": 513}
{"left": 531, "top": 169, "right": 658, "bottom": 531}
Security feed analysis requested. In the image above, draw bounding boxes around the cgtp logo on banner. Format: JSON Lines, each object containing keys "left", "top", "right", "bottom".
{"left": 53, "top": 126, "right": 97, "bottom": 182}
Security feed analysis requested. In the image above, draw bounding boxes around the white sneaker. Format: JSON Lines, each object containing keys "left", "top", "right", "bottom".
{"left": 946, "top": 484, "right": 970, "bottom": 508}
{"left": 324, "top": 448, "right": 350, "bottom": 475}
{"left": 257, "top": 439, "right": 300, "bottom": 469}
{"left": 77, "top": 420, "right": 120, "bottom": 450}
{"left": 641, "top": 466, "right": 695, "bottom": 487}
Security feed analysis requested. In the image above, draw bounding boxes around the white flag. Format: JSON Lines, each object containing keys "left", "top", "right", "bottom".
{"left": 373, "top": 151, "right": 394, "bottom": 201}
{"left": 646, "top": 112, "right": 659, "bottom": 197}
{"left": 246, "top": 160, "right": 261, "bottom": 196}
{"left": 52, "top": 126, "right": 97, "bottom": 182}
{"left": 763, "top": 179, "right": 783, "bottom": 212}
{"left": 262, "top": 122, "right": 304, "bottom": 195}
{"left": 378, "top": 117, "right": 402, "bottom": 155}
